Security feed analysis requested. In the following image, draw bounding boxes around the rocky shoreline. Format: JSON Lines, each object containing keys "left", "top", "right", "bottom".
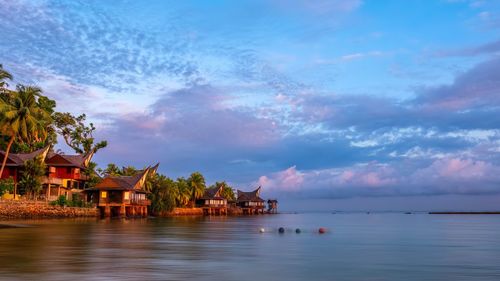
{"left": 0, "top": 200, "right": 99, "bottom": 219}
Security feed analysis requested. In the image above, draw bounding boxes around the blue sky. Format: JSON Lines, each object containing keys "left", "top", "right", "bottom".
{"left": 1, "top": 0, "right": 500, "bottom": 210}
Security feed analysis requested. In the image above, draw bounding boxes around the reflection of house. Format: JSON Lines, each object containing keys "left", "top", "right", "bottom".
{"left": 196, "top": 185, "right": 227, "bottom": 216}
{"left": 42, "top": 152, "right": 94, "bottom": 201}
{"left": 237, "top": 186, "right": 265, "bottom": 215}
{"left": 0, "top": 147, "right": 50, "bottom": 198}
{"left": 84, "top": 165, "right": 156, "bottom": 218}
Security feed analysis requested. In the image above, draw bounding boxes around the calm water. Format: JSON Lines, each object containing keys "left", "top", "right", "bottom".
{"left": 1, "top": 213, "right": 500, "bottom": 281}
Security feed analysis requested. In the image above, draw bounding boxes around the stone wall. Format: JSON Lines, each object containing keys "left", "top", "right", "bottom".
{"left": 0, "top": 200, "right": 99, "bottom": 219}
{"left": 157, "top": 207, "right": 204, "bottom": 217}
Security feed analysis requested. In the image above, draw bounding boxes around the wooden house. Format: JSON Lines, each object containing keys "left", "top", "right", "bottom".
{"left": 83, "top": 166, "right": 155, "bottom": 218}
{"left": 267, "top": 199, "right": 278, "bottom": 214}
{"left": 196, "top": 185, "right": 227, "bottom": 216}
{"left": 0, "top": 146, "right": 50, "bottom": 198}
{"left": 237, "top": 186, "right": 265, "bottom": 214}
{"left": 42, "top": 152, "right": 94, "bottom": 201}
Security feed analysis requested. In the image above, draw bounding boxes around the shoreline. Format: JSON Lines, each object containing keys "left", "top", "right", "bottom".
{"left": 0, "top": 201, "right": 277, "bottom": 220}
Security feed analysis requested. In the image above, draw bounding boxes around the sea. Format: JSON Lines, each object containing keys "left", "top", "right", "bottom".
{"left": 1, "top": 212, "right": 500, "bottom": 281}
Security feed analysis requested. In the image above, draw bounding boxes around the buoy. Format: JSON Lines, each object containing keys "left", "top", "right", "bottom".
{"left": 318, "top": 227, "right": 326, "bottom": 234}
{"left": 295, "top": 228, "right": 301, "bottom": 233}
{"left": 278, "top": 227, "right": 285, "bottom": 233}
{"left": 259, "top": 228, "right": 265, "bottom": 233}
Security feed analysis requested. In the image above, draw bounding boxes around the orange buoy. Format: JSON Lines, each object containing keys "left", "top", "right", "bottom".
{"left": 318, "top": 227, "right": 326, "bottom": 234}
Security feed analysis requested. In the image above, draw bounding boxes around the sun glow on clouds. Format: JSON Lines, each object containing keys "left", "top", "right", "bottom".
{"left": 1, "top": 0, "right": 500, "bottom": 206}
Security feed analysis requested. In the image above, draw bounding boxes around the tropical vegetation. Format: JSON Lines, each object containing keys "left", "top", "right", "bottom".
{"left": 0, "top": 64, "right": 237, "bottom": 212}
{"left": 0, "top": 64, "right": 108, "bottom": 198}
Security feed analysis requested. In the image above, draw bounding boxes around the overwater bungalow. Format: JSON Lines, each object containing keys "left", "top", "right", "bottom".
{"left": 236, "top": 186, "right": 265, "bottom": 215}
{"left": 83, "top": 165, "right": 156, "bottom": 218}
{"left": 267, "top": 199, "right": 278, "bottom": 214}
{"left": 42, "top": 151, "right": 94, "bottom": 201}
{"left": 196, "top": 185, "right": 227, "bottom": 216}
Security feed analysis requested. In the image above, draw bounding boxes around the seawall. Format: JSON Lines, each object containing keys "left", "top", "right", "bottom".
{"left": 0, "top": 200, "right": 99, "bottom": 219}
{"left": 156, "top": 207, "right": 204, "bottom": 217}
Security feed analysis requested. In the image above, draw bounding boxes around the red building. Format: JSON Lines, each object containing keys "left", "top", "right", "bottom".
{"left": 0, "top": 147, "right": 94, "bottom": 200}
{"left": 43, "top": 152, "right": 95, "bottom": 201}
{"left": 0, "top": 147, "right": 50, "bottom": 198}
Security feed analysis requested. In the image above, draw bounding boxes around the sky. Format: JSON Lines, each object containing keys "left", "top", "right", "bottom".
{"left": 1, "top": 0, "right": 500, "bottom": 211}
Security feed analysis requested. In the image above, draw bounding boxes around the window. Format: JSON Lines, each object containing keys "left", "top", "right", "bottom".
{"left": 101, "top": 191, "right": 107, "bottom": 199}
{"left": 66, "top": 167, "right": 72, "bottom": 174}
{"left": 124, "top": 191, "right": 130, "bottom": 200}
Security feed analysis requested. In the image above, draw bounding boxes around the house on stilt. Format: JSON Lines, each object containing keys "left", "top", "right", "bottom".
{"left": 83, "top": 164, "right": 158, "bottom": 218}
{"left": 196, "top": 185, "right": 227, "bottom": 216}
{"left": 236, "top": 186, "right": 265, "bottom": 215}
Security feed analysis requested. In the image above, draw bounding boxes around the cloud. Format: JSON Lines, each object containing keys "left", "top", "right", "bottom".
{"left": 433, "top": 39, "right": 500, "bottom": 57}
{"left": 0, "top": 0, "right": 201, "bottom": 92}
{"left": 258, "top": 157, "right": 500, "bottom": 199}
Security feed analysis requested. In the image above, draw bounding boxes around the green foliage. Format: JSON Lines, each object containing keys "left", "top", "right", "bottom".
{"left": 187, "top": 172, "right": 206, "bottom": 203}
{"left": 83, "top": 161, "right": 101, "bottom": 188}
{"left": 18, "top": 157, "right": 46, "bottom": 199}
{"left": 0, "top": 64, "right": 12, "bottom": 89}
{"left": 210, "top": 181, "right": 236, "bottom": 201}
{"left": 149, "top": 174, "right": 177, "bottom": 213}
{"left": 100, "top": 163, "right": 121, "bottom": 177}
{"left": 50, "top": 194, "right": 92, "bottom": 207}
{"left": 0, "top": 84, "right": 53, "bottom": 178}
{"left": 0, "top": 178, "right": 15, "bottom": 197}
{"left": 121, "top": 166, "right": 139, "bottom": 176}
{"left": 175, "top": 177, "right": 191, "bottom": 207}
{"left": 53, "top": 112, "right": 107, "bottom": 155}
{"left": 50, "top": 195, "right": 67, "bottom": 206}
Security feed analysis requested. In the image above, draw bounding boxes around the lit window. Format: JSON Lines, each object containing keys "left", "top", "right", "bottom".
{"left": 124, "top": 191, "right": 130, "bottom": 200}
{"left": 101, "top": 191, "right": 107, "bottom": 198}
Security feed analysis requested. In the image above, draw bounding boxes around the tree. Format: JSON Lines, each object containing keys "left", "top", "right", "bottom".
{"left": 210, "top": 181, "right": 236, "bottom": 201}
{"left": 0, "top": 64, "right": 12, "bottom": 90}
{"left": 0, "top": 85, "right": 52, "bottom": 178}
{"left": 0, "top": 178, "right": 14, "bottom": 197}
{"left": 121, "top": 166, "right": 138, "bottom": 176}
{"left": 101, "top": 163, "right": 121, "bottom": 177}
{"left": 187, "top": 172, "right": 206, "bottom": 205}
{"left": 53, "top": 112, "right": 107, "bottom": 155}
{"left": 18, "top": 157, "right": 46, "bottom": 199}
{"left": 83, "top": 161, "right": 100, "bottom": 188}
{"left": 175, "top": 177, "right": 191, "bottom": 207}
{"left": 149, "top": 174, "right": 177, "bottom": 214}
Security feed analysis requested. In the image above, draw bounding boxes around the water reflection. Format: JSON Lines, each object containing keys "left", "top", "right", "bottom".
{"left": 1, "top": 214, "right": 500, "bottom": 280}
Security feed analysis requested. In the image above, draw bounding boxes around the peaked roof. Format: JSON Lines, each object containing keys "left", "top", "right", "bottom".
{"left": 201, "top": 185, "right": 225, "bottom": 199}
{"left": 87, "top": 166, "right": 154, "bottom": 192}
{"left": 237, "top": 186, "right": 264, "bottom": 202}
{"left": 45, "top": 152, "right": 93, "bottom": 168}
{"left": 0, "top": 146, "right": 50, "bottom": 166}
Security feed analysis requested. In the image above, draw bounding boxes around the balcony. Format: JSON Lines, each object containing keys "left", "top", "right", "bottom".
{"left": 41, "top": 177, "right": 63, "bottom": 185}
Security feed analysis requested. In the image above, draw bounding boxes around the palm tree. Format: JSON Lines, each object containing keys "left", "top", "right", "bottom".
{"left": 0, "top": 64, "right": 12, "bottom": 89}
{"left": 0, "top": 85, "right": 52, "bottom": 179}
{"left": 175, "top": 177, "right": 191, "bottom": 207}
{"left": 187, "top": 172, "right": 206, "bottom": 206}
{"left": 102, "top": 163, "right": 121, "bottom": 177}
